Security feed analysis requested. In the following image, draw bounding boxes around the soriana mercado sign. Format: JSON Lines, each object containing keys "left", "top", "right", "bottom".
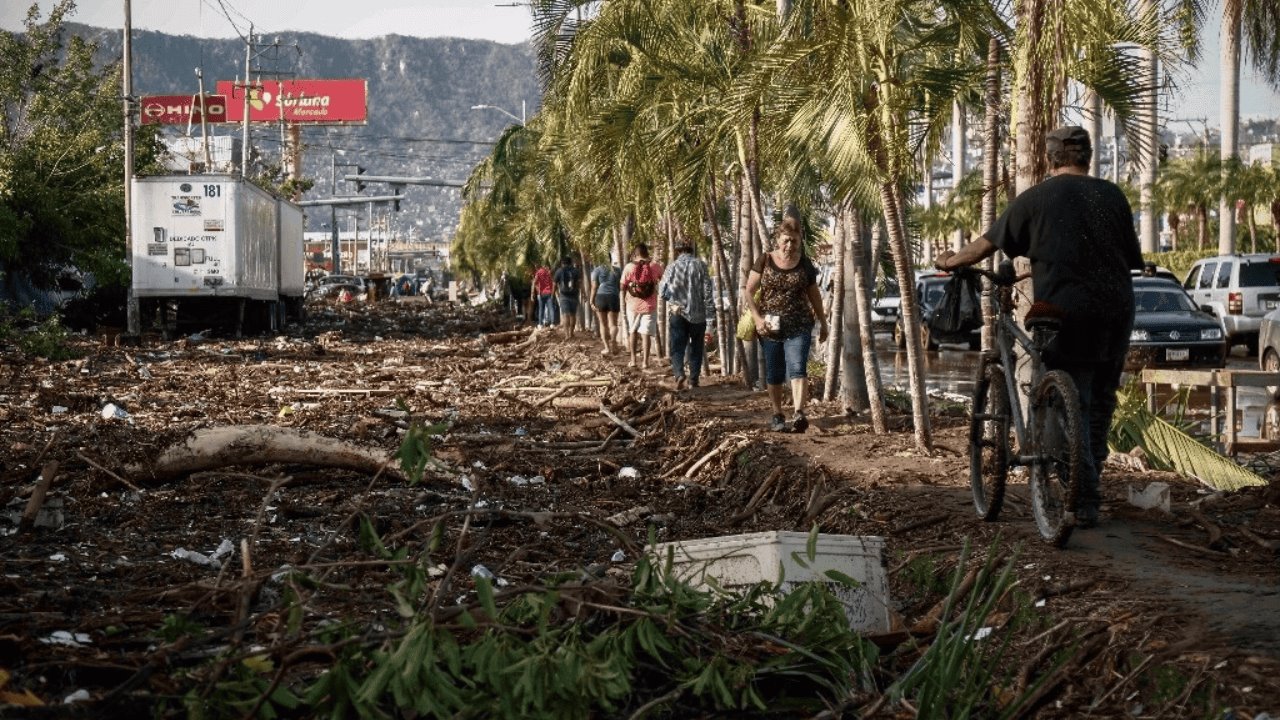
{"left": 214, "top": 79, "right": 367, "bottom": 124}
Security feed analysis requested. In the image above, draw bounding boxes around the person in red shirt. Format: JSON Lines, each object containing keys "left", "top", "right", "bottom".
{"left": 620, "top": 243, "right": 664, "bottom": 369}
{"left": 531, "top": 265, "right": 555, "bottom": 327}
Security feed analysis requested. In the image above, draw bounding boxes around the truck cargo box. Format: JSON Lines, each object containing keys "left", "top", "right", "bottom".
{"left": 131, "top": 175, "right": 279, "bottom": 301}
{"left": 277, "top": 199, "right": 304, "bottom": 298}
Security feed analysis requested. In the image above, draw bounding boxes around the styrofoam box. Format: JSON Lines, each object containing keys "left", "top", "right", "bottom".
{"left": 653, "top": 531, "right": 890, "bottom": 633}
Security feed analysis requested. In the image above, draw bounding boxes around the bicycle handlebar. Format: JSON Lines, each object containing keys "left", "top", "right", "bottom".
{"left": 955, "top": 261, "right": 1027, "bottom": 287}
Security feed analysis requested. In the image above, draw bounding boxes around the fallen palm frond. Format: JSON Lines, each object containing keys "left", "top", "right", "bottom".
{"left": 1109, "top": 390, "right": 1266, "bottom": 491}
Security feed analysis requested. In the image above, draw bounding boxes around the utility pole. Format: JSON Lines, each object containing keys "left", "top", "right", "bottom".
{"left": 241, "top": 25, "right": 253, "bottom": 177}
{"left": 196, "top": 67, "right": 211, "bottom": 169}
{"left": 123, "top": 0, "right": 139, "bottom": 336}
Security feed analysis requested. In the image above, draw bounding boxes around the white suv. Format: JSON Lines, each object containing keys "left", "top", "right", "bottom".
{"left": 1183, "top": 254, "right": 1280, "bottom": 354}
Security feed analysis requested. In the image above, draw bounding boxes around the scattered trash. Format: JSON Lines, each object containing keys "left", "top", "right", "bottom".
{"left": 41, "top": 631, "right": 92, "bottom": 647}
{"left": 63, "top": 689, "right": 91, "bottom": 704}
{"left": 170, "top": 538, "right": 235, "bottom": 568}
{"left": 965, "top": 627, "right": 994, "bottom": 641}
{"left": 460, "top": 475, "right": 475, "bottom": 492}
{"left": 507, "top": 474, "right": 545, "bottom": 487}
{"left": 617, "top": 466, "right": 639, "bottom": 479}
{"left": 48, "top": 553, "right": 67, "bottom": 562}
{"left": 1127, "top": 482, "right": 1171, "bottom": 513}
{"left": 610, "top": 550, "right": 626, "bottom": 562}
{"left": 514, "top": 427, "right": 527, "bottom": 437}
{"left": 51, "top": 405, "right": 68, "bottom": 415}
{"left": 1035, "top": 599, "right": 1046, "bottom": 608}
{"left": 100, "top": 403, "right": 129, "bottom": 421}
{"left": 471, "top": 564, "right": 495, "bottom": 580}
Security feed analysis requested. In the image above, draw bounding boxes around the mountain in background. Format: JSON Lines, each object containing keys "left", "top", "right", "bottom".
{"left": 72, "top": 23, "right": 541, "bottom": 240}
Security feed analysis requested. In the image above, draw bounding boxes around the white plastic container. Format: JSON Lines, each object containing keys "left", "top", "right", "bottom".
{"left": 654, "top": 531, "right": 890, "bottom": 633}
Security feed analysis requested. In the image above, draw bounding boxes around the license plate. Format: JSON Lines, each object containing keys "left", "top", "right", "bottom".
{"left": 1166, "top": 348, "right": 1190, "bottom": 361}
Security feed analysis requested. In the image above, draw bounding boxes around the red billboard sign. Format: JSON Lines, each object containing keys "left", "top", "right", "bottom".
{"left": 139, "top": 94, "right": 228, "bottom": 125}
{"left": 214, "top": 79, "right": 367, "bottom": 124}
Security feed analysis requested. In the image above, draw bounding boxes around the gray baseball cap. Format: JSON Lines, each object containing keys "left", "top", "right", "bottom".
{"left": 1046, "top": 126, "right": 1091, "bottom": 153}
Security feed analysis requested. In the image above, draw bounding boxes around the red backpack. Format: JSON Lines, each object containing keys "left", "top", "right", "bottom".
{"left": 626, "top": 260, "right": 656, "bottom": 299}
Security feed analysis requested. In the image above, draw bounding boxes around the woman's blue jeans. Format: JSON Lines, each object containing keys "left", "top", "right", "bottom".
{"left": 760, "top": 332, "right": 812, "bottom": 386}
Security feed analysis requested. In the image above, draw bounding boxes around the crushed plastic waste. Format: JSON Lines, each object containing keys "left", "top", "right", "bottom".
{"left": 170, "top": 538, "right": 235, "bottom": 568}
{"left": 101, "top": 403, "right": 129, "bottom": 421}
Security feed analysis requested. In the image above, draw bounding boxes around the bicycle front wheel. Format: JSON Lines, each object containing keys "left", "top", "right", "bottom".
{"left": 1029, "top": 370, "right": 1086, "bottom": 547}
{"left": 969, "top": 360, "right": 1011, "bottom": 520}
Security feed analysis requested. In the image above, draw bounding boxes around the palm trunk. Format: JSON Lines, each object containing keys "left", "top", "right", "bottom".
{"left": 881, "top": 183, "right": 931, "bottom": 450}
{"left": 705, "top": 189, "right": 736, "bottom": 375}
{"left": 823, "top": 212, "right": 847, "bottom": 400}
{"left": 843, "top": 204, "right": 884, "bottom": 430}
{"left": 1218, "top": 0, "right": 1242, "bottom": 255}
{"left": 1197, "top": 205, "right": 1208, "bottom": 249}
{"left": 736, "top": 173, "right": 759, "bottom": 387}
{"left": 1248, "top": 207, "right": 1258, "bottom": 253}
{"left": 981, "top": 38, "right": 1002, "bottom": 352}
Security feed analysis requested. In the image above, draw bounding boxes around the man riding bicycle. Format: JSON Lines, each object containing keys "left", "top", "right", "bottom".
{"left": 936, "top": 126, "right": 1144, "bottom": 528}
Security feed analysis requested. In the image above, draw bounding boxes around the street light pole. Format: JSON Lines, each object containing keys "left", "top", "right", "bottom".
{"left": 470, "top": 103, "right": 525, "bottom": 126}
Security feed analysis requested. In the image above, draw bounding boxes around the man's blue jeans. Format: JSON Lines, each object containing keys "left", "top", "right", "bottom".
{"left": 537, "top": 294, "right": 555, "bottom": 326}
{"left": 668, "top": 314, "right": 706, "bottom": 382}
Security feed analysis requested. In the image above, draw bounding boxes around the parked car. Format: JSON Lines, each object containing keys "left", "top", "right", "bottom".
{"left": 1126, "top": 277, "right": 1227, "bottom": 371}
{"left": 1182, "top": 254, "right": 1280, "bottom": 354}
{"left": 870, "top": 277, "right": 900, "bottom": 333}
{"left": 1256, "top": 308, "right": 1280, "bottom": 373}
{"left": 307, "top": 274, "right": 365, "bottom": 300}
{"left": 894, "top": 273, "right": 981, "bottom": 351}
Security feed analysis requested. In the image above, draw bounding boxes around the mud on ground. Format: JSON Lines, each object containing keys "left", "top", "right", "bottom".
{"left": 1, "top": 299, "right": 1277, "bottom": 717}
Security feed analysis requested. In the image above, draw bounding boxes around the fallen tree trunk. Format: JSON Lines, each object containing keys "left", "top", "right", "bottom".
{"left": 131, "top": 425, "right": 401, "bottom": 483}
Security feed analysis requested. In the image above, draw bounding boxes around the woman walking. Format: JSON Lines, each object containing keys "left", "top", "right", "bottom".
{"left": 745, "top": 213, "right": 829, "bottom": 432}
{"left": 591, "top": 255, "right": 623, "bottom": 355}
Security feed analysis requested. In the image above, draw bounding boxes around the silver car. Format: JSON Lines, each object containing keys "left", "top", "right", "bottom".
{"left": 1183, "top": 254, "right": 1280, "bottom": 354}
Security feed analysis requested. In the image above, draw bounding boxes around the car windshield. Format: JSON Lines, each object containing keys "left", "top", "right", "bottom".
{"left": 1134, "top": 289, "right": 1197, "bottom": 313}
{"left": 1238, "top": 261, "right": 1280, "bottom": 288}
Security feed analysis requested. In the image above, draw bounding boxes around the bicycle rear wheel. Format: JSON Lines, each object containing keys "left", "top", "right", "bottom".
{"left": 968, "top": 360, "right": 1011, "bottom": 520}
{"left": 1029, "top": 370, "right": 1086, "bottom": 547}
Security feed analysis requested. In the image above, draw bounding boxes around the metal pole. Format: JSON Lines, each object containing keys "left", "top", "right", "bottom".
{"left": 123, "top": 0, "right": 139, "bottom": 336}
{"left": 196, "top": 67, "right": 211, "bottom": 169}
{"left": 241, "top": 25, "right": 252, "bottom": 177}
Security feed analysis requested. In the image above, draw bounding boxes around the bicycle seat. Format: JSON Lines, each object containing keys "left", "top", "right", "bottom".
{"left": 1024, "top": 300, "right": 1065, "bottom": 331}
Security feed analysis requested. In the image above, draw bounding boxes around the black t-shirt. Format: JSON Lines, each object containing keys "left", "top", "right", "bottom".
{"left": 984, "top": 173, "right": 1144, "bottom": 363}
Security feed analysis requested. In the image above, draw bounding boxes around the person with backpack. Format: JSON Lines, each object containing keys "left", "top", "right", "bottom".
{"left": 620, "top": 243, "right": 664, "bottom": 369}
{"left": 553, "top": 256, "right": 582, "bottom": 339}
{"left": 591, "top": 255, "right": 623, "bottom": 356}
{"left": 659, "top": 239, "right": 715, "bottom": 390}
{"left": 531, "top": 265, "right": 555, "bottom": 328}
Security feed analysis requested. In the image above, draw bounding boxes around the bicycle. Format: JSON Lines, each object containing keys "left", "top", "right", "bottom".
{"left": 964, "top": 261, "right": 1089, "bottom": 547}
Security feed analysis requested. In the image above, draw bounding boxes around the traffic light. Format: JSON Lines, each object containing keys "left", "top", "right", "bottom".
{"left": 353, "top": 166, "right": 366, "bottom": 193}
{"left": 391, "top": 183, "right": 404, "bottom": 212}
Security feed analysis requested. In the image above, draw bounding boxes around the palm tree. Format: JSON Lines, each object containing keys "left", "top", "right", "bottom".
{"left": 1215, "top": 0, "right": 1280, "bottom": 255}
{"left": 1224, "top": 158, "right": 1277, "bottom": 252}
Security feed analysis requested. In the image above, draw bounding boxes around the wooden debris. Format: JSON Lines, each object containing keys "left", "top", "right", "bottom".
{"left": 599, "top": 405, "right": 640, "bottom": 437}
{"left": 130, "top": 425, "right": 401, "bottom": 483}
{"left": 17, "top": 461, "right": 58, "bottom": 535}
{"left": 684, "top": 435, "right": 748, "bottom": 480}
{"left": 605, "top": 505, "right": 652, "bottom": 527}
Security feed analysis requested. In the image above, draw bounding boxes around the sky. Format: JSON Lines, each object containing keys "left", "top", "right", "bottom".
{"left": 3, "top": 0, "right": 1278, "bottom": 126}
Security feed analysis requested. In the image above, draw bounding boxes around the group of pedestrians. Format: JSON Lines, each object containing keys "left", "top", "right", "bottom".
{"left": 517, "top": 126, "right": 1137, "bottom": 491}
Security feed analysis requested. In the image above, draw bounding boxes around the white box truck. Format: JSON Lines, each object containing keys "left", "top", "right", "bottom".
{"left": 131, "top": 174, "right": 304, "bottom": 334}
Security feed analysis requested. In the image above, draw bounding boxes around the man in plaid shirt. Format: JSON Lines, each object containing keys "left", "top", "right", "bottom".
{"left": 659, "top": 240, "right": 716, "bottom": 389}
